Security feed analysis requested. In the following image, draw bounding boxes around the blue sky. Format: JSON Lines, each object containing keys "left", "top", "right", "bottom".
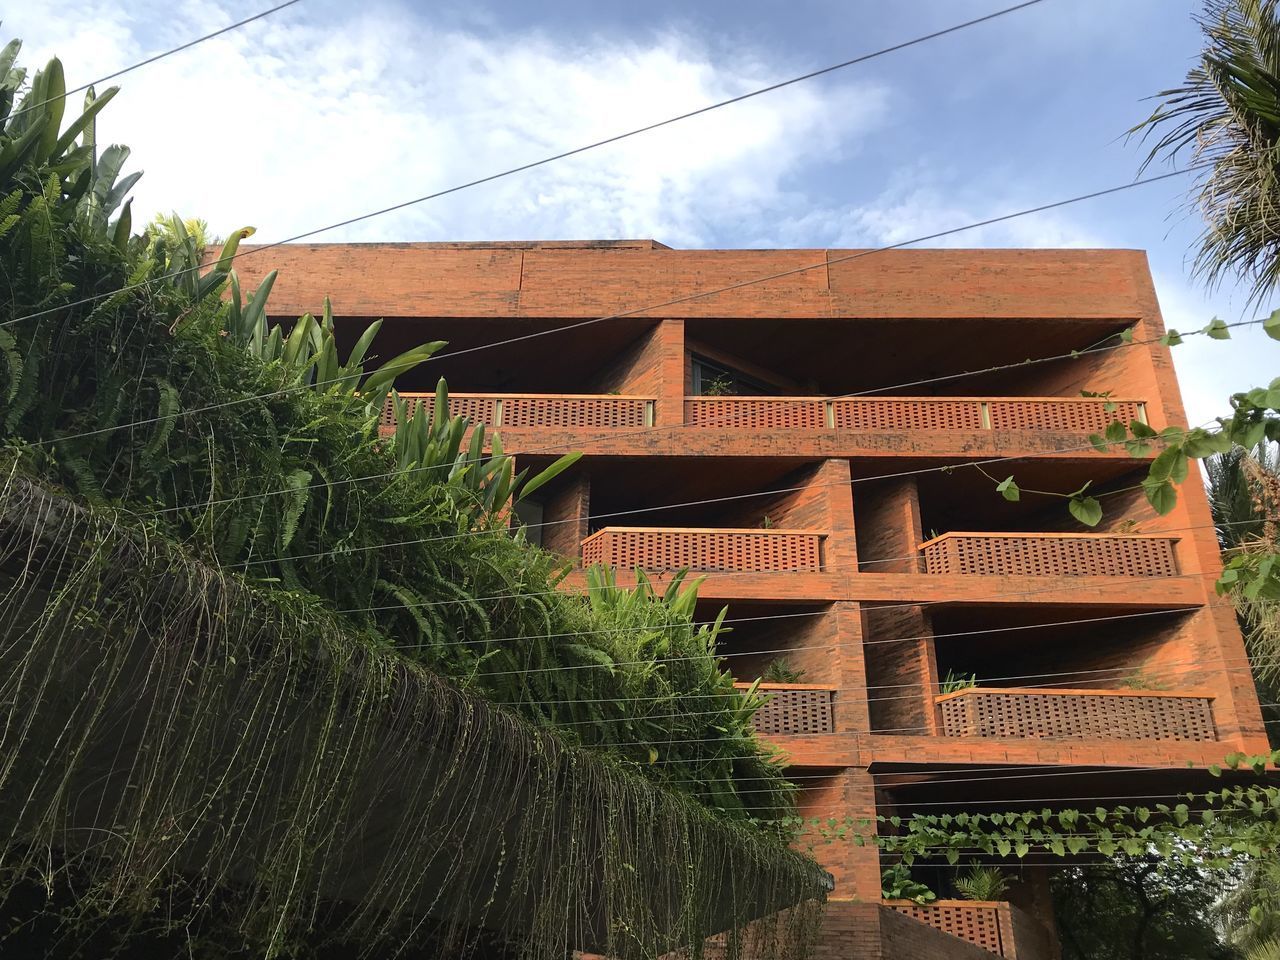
{"left": 7, "top": 0, "right": 1272, "bottom": 423}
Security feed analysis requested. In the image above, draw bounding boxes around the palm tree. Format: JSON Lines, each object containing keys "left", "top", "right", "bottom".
{"left": 1133, "top": 0, "right": 1280, "bottom": 303}
{"left": 1204, "top": 444, "right": 1280, "bottom": 746}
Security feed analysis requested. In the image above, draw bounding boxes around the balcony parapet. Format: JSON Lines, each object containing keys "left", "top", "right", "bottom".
{"left": 581, "top": 527, "right": 826, "bottom": 573}
{"left": 382, "top": 393, "right": 656, "bottom": 429}
{"left": 384, "top": 393, "right": 1145, "bottom": 438}
{"left": 936, "top": 686, "right": 1217, "bottom": 742}
{"left": 919, "top": 531, "right": 1181, "bottom": 578}
{"left": 885, "top": 900, "right": 1053, "bottom": 959}
{"left": 734, "top": 682, "right": 836, "bottom": 735}
{"left": 684, "top": 395, "right": 1146, "bottom": 435}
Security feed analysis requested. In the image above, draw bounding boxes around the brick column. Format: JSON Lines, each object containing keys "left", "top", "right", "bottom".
{"left": 797, "top": 768, "right": 881, "bottom": 901}
{"left": 654, "top": 318, "right": 686, "bottom": 427}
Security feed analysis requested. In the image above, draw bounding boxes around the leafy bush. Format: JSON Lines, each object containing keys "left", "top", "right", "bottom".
{"left": 0, "top": 39, "right": 792, "bottom": 828}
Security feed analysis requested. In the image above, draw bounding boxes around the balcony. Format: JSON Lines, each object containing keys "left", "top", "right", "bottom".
{"left": 382, "top": 393, "right": 655, "bottom": 429}
{"left": 885, "top": 900, "right": 1053, "bottom": 959}
{"left": 382, "top": 392, "right": 1146, "bottom": 436}
{"left": 581, "top": 527, "right": 826, "bottom": 573}
{"left": 735, "top": 682, "right": 837, "bottom": 735}
{"left": 936, "top": 687, "right": 1217, "bottom": 742}
{"left": 919, "top": 532, "right": 1180, "bottom": 578}
{"left": 684, "top": 395, "right": 1146, "bottom": 434}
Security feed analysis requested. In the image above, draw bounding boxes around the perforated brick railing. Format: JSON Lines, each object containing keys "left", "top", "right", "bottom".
{"left": 581, "top": 527, "right": 825, "bottom": 572}
{"left": 683, "top": 395, "right": 1145, "bottom": 434}
{"left": 937, "top": 687, "right": 1217, "bottom": 741}
{"left": 733, "top": 683, "right": 836, "bottom": 735}
{"left": 685, "top": 397, "right": 826, "bottom": 430}
{"left": 831, "top": 397, "right": 986, "bottom": 432}
{"left": 919, "top": 532, "right": 1180, "bottom": 578}
{"left": 382, "top": 393, "right": 654, "bottom": 429}
{"left": 986, "top": 398, "right": 1145, "bottom": 433}
{"left": 885, "top": 901, "right": 1006, "bottom": 956}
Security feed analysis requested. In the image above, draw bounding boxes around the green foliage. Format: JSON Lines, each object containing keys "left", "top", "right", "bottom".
{"left": 0, "top": 472, "right": 827, "bottom": 960}
{"left": 1053, "top": 860, "right": 1241, "bottom": 960}
{"left": 1131, "top": 0, "right": 1280, "bottom": 304}
{"left": 938, "top": 669, "right": 977, "bottom": 694}
{"left": 953, "top": 863, "right": 1010, "bottom": 902}
{"left": 880, "top": 862, "right": 936, "bottom": 904}
{"left": 762, "top": 659, "right": 807, "bottom": 683}
{"left": 0, "top": 39, "right": 790, "bottom": 828}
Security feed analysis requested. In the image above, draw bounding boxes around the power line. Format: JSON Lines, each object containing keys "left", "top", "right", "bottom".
{"left": 15, "top": 163, "right": 1209, "bottom": 453}
{"left": 229, "top": 416, "right": 1215, "bottom": 570}
{"left": 323, "top": 477, "right": 1224, "bottom": 614}
{"left": 10, "top": 1, "right": 303, "bottom": 118}
{"left": 0, "top": 0, "right": 1048, "bottom": 331}
{"left": 141, "top": 309, "right": 1239, "bottom": 524}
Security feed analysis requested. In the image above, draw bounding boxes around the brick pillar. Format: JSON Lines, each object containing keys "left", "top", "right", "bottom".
{"left": 815, "top": 458, "right": 856, "bottom": 573}
{"left": 654, "top": 318, "right": 686, "bottom": 427}
{"left": 862, "top": 605, "right": 939, "bottom": 736}
{"left": 796, "top": 768, "right": 881, "bottom": 902}
{"left": 854, "top": 478, "right": 924, "bottom": 573}
{"left": 541, "top": 473, "right": 590, "bottom": 560}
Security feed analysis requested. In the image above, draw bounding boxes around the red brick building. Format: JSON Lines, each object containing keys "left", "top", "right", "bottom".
{"left": 240, "top": 241, "right": 1268, "bottom": 959}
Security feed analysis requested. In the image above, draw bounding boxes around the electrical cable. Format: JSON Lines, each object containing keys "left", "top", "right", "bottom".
{"left": 8, "top": 0, "right": 303, "bottom": 118}
{"left": 10, "top": 164, "right": 1211, "bottom": 455}
{"left": 0, "top": 0, "right": 1050, "bottom": 331}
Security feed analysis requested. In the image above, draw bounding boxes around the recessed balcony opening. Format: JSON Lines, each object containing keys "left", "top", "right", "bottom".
{"left": 930, "top": 607, "right": 1216, "bottom": 742}
{"left": 344, "top": 316, "right": 664, "bottom": 434}
{"left": 694, "top": 600, "right": 838, "bottom": 685}
{"left": 527, "top": 456, "right": 836, "bottom": 572}
{"left": 910, "top": 461, "right": 1154, "bottom": 536}
{"left": 683, "top": 316, "right": 1133, "bottom": 399}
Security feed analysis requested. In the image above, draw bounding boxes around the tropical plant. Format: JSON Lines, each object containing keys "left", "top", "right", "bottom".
{"left": 880, "top": 862, "right": 936, "bottom": 904}
{"left": 938, "top": 669, "right": 978, "bottom": 694}
{"left": 954, "top": 863, "right": 1010, "bottom": 902}
{"left": 762, "top": 659, "right": 807, "bottom": 683}
{"left": 0, "top": 39, "right": 791, "bottom": 827}
{"left": 1131, "top": 0, "right": 1280, "bottom": 303}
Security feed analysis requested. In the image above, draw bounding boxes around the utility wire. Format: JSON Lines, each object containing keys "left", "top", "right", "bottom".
{"left": 9, "top": 164, "right": 1212, "bottom": 449}
{"left": 0, "top": 0, "right": 1048, "bottom": 331}
{"left": 10, "top": 1, "right": 303, "bottom": 118}
{"left": 315, "top": 444, "right": 1220, "bottom": 613}
{"left": 142, "top": 312, "right": 1241, "bottom": 523}
{"left": 230, "top": 416, "right": 1217, "bottom": 570}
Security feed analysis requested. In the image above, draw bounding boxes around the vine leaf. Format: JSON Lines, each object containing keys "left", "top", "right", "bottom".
{"left": 1068, "top": 496, "right": 1103, "bottom": 527}
{"left": 1203, "top": 316, "right": 1232, "bottom": 339}
{"left": 996, "top": 476, "right": 1020, "bottom": 502}
{"left": 1265, "top": 307, "right": 1280, "bottom": 341}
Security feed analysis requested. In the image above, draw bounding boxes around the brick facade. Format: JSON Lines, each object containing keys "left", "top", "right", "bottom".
{"left": 236, "top": 241, "right": 1269, "bottom": 960}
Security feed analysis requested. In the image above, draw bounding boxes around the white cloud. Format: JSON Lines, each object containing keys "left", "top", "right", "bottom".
{"left": 758, "top": 163, "right": 1106, "bottom": 249}
{"left": 5, "top": 0, "right": 888, "bottom": 246}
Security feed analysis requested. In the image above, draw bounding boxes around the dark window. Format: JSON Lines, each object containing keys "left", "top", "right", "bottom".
{"left": 691, "top": 355, "right": 777, "bottom": 396}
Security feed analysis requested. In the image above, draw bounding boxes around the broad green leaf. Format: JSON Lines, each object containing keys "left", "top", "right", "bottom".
{"left": 1069, "top": 496, "right": 1102, "bottom": 527}
{"left": 996, "top": 476, "right": 1020, "bottom": 502}
{"left": 1143, "top": 478, "right": 1178, "bottom": 515}
{"left": 1203, "top": 316, "right": 1231, "bottom": 339}
{"left": 517, "top": 451, "right": 584, "bottom": 501}
{"left": 1266, "top": 308, "right": 1280, "bottom": 341}
{"left": 1160, "top": 329, "right": 1183, "bottom": 347}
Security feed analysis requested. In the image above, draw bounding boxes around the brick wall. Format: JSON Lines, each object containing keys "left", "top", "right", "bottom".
{"left": 590, "top": 322, "right": 665, "bottom": 394}
{"left": 876, "top": 904, "right": 1002, "bottom": 959}
{"left": 855, "top": 479, "right": 924, "bottom": 573}
{"left": 862, "top": 605, "right": 938, "bottom": 735}
{"left": 542, "top": 474, "right": 590, "bottom": 558}
{"left": 796, "top": 772, "right": 881, "bottom": 898}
